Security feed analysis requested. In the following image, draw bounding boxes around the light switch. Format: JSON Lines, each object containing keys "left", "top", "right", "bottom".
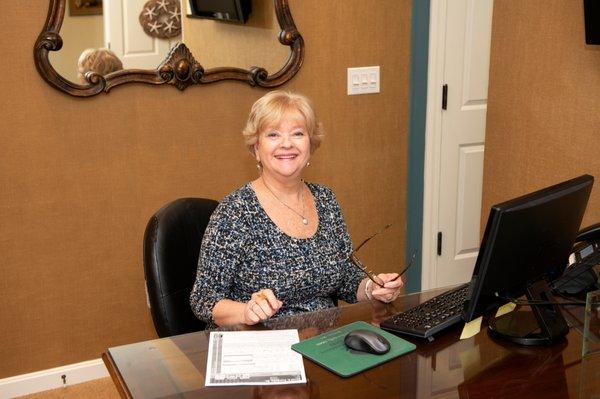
{"left": 369, "top": 73, "right": 377, "bottom": 86}
{"left": 347, "top": 66, "right": 380, "bottom": 95}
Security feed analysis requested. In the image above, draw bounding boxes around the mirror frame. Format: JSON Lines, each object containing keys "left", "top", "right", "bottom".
{"left": 34, "top": 0, "right": 304, "bottom": 97}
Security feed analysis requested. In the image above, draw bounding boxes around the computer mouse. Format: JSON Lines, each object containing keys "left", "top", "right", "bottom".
{"left": 344, "top": 329, "right": 391, "bottom": 355}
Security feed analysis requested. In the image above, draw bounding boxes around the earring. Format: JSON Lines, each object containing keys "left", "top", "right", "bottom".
{"left": 256, "top": 162, "right": 262, "bottom": 170}
{"left": 306, "top": 161, "right": 311, "bottom": 167}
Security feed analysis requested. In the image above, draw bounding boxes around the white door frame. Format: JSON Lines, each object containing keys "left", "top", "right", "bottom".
{"left": 421, "top": 0, "right": 447, "bottom": 290}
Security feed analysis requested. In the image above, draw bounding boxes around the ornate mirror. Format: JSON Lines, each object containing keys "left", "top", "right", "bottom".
{"left": 34, "top": 0, "right": 304, "bottom": 97}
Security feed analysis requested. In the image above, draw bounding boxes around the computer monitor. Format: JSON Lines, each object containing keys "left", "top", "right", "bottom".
{"left": 463, "top": 174, "right": 594, "bottom": 345}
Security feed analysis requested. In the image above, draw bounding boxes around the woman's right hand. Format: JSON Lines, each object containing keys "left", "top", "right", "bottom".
{"left": 242, "top": 289, "right": 283, "bottom": 325}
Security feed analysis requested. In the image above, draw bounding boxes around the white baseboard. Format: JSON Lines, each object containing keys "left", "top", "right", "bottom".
{"left": 0, "top": 359, "right": 108, "bottom": 399}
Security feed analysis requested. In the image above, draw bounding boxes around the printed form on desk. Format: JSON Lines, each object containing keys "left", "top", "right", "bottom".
{"left": 205, "top": 329, "right": 307, "bottom": 386}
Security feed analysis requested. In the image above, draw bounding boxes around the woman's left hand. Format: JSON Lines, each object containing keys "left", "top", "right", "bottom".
{"left": 369, "top": 273, "right": 403, "bottom": 303}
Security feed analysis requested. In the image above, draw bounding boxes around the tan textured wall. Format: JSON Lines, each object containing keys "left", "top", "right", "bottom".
{"left": 483, "top": 1, "right": 600, "bottom": 228}
{"left": 0, "top": 0, "right": 411, "bottom": 378}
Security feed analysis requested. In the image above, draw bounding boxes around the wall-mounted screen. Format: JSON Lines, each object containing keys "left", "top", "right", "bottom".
{"left": 188, "top": 0, "right": 252, "bottom": 23}
{"left": 584, "top": 0, "right": 600, "bottom": 44}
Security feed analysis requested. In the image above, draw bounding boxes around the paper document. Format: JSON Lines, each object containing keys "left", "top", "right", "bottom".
{"left": 205, "top": 329, "right": 307, "bottom": 386}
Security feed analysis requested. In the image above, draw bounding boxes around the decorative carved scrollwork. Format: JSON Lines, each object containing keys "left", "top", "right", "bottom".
{"left": 158, "top": 43, "right": 204, "bottom": 90}
{"left": 34, "top": 0, "right": 304, "bottom": 97}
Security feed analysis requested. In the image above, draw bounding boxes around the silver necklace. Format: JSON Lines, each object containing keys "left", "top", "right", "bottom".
{"left": 261, "top": 177, "right": 308, "bottom": 225}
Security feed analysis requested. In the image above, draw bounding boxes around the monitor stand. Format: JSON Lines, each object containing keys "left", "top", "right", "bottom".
{"left": 488, "top": 280, "right": 569, "bottom": 346}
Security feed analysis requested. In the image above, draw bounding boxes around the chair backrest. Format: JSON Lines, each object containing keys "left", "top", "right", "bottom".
{"left": 143, "top": 197, "right": 219, "bottom": 337}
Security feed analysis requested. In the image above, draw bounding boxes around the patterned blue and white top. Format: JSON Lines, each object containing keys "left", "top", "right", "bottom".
{"left": 190, "top": 182, "right": 363, "bottom": 329}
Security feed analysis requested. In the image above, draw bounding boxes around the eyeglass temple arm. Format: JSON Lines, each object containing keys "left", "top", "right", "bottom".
{"left": 392, "top": 250, "right": 418, "bottom": 281}
{"left": 354, "top": 223, "right": 393, "bottom": 253}
{"left": 349, "top": 253, "right": 384, "bottom": 287}
{"left": 370, "top": 250, "right": 418, "bottom": 287}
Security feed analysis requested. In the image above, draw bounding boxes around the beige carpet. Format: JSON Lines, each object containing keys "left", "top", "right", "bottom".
{"left": 17, "top": 377, "right": 120, "bottom": 399}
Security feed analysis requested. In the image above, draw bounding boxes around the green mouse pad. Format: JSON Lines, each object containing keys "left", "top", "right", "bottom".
{"left": 291, "top": 321, "right": 416, "bottom": 377}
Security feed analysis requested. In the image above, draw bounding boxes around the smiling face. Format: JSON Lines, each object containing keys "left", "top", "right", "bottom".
{"left": 254, "top": 109, "right": 311, "bottom": 182}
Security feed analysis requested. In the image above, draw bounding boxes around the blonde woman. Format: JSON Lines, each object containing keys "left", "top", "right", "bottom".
{"left": 77, "top": 48, "right": 122, "bottom": 84}
{"left": 190, "top": 91, "right": 403, "bottom": 328}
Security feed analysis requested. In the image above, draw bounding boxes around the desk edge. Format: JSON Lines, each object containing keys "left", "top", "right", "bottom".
{"left": 102, "top": 351, "right": 133, "bottom": 399}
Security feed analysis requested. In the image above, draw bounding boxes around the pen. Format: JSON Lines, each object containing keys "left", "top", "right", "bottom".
{"left": 257, "top": 291, "right": 281, "bottom": 305}
{"left": 256, "top": 292, "right": 268, "bottom": 300}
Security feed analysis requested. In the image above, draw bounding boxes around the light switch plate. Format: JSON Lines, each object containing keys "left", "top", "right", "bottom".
{"left": 347, "top": 66, "right": 380, "bottom": 95}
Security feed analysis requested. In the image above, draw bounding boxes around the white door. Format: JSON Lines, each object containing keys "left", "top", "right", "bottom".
{"left": 104, "top": 0, "right": 180, "bottom": 69}
{"left": 422, "top": 0, "right": 494, "bottom": 289}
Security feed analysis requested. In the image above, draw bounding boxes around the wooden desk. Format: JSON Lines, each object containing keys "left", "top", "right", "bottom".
{"left": 103, "top": 288, "right": 599, "bottom": 398}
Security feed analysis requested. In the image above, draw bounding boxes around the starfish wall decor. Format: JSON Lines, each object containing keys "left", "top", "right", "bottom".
{"left": 139, "top": 0, "right": 181, "bottom": 39}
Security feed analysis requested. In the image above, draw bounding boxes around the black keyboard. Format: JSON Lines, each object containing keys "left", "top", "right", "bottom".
{"left": 380, "top": 283, "right": 470, "bottom": 339}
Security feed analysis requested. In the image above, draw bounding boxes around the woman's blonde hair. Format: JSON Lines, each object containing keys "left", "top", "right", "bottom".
{"left": 77, "top": 48, "right": 123, "bottom": 83}
{"left": 242, "top": 91, "right": 324, "bottom": 155}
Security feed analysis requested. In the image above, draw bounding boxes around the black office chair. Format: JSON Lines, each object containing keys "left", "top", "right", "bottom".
{"left": 143, "top": 197, "right": 219, "bottom": 338}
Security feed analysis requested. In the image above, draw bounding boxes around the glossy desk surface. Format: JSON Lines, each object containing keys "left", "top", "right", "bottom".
{"left": 103, "top": 287, "right": 599, "bottom": 399}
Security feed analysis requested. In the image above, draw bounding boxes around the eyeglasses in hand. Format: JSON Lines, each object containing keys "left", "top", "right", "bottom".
{"left": 348, "top": 224, "right": 417, "bottom": 287}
